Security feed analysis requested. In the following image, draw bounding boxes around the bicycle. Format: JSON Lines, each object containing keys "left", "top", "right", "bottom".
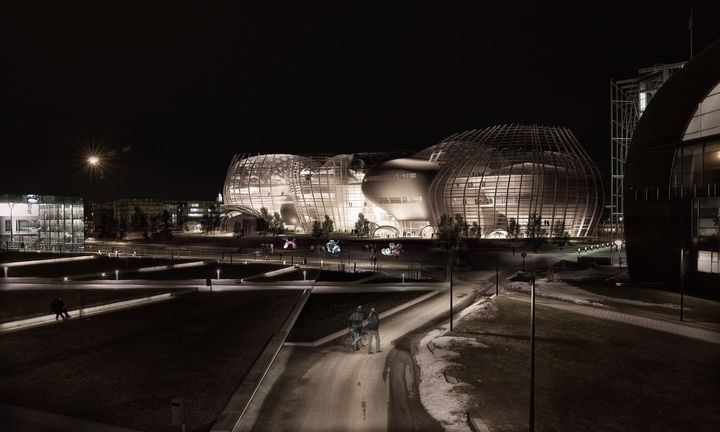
{"left": 341, "top": 326, "right": 368, "bottom": 350}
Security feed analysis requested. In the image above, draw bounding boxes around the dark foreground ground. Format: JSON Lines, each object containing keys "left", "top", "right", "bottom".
{"left": 449, "top": 296, "right": 720, "bottom": 432}
{"left": 0, "top": 290, "right": 301, "bottom": 432}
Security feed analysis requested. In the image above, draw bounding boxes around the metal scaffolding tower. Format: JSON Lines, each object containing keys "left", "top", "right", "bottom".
{"left": 609, "top": 62, "right": 685, "bottom": 238}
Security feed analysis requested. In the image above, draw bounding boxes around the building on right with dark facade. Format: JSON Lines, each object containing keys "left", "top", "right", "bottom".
{"left": 624, "top": 39, "right": 720, "bottom": 293}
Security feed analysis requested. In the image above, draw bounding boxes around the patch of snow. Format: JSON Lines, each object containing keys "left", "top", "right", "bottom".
{"left": 507, "top": 279, "right": 684, "bottom": 310}
{"left": 415, "top": 299, "right": 493, "bottom": 431}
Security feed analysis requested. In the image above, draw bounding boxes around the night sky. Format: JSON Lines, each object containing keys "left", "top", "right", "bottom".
{"left": 2, "top": 2, "right": 719, "bottom": 201}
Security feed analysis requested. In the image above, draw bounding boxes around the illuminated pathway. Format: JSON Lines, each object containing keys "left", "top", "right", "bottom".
{"left": 232, "top": 273, "right": 494, "bottom": 432}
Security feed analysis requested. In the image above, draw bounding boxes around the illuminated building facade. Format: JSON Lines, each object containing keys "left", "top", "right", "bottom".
{"left": 625, "top": 39, "right": 720, "bottom": 290}
{"left": 0, "top": 194, "right": 84, "bottom": 251}
{"left": 415, "top": 125, "right": 603, "bottom": 238}
{"left": 223, "top": 153, "right": 403, "bottom": 233}
{"left": 223, "top": 125, "right": 603, "bottom": 237}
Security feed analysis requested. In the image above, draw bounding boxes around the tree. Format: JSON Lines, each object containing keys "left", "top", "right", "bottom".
{"left": 94, "top": 214, "right": 119, "bottom": 239}
{"left": 551, "top": 220, "right": 569, "bottom": 247}
{"left": 201, "top": 205, "right": 222, "bottom": 235}
{"left": 455, "top": 213, "right": 469, "bottom": 238}
{"left": 321, "top": 214, "right": 334, "bottom": 237}
{"left": 130, "top": 206, "right": 147, "bottom": 232}
{"left": 117, "top": 217, "right": 128, "bottom": 240}
{"left": 255, "top": 207, "right": 271, "bottom": 236}
{"left": 311, "top": 220, "right": 323, "bottom": 238}
{"left": 159, "top": 210, "right": 174, "bottom": 241}
{"left": 436, "top": 213, "right": 462, "bottom": 248}
{"left": 468, "top": 221, "right": 481, "bottom": 238}
{"left": 508, "top": 218, "right": 520, "bottom": 239}
{"left": 525, "top": 213, "right": 547, "bottom": 252}
{"left": 354, "top": 213, "right": 370, "bottom": 237}
{"left": 270, "top": 212, "right": 284, "bottom": 236}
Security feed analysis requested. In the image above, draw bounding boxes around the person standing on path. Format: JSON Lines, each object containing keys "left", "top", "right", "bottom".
{"left": 50, "top": 297, "right": 70, "bottom": 320}
{"left": 367, "top": 308, "right": 381, "bottom": 354}
{"left": 349, "top": 305, "right": 365, "bottom": 351}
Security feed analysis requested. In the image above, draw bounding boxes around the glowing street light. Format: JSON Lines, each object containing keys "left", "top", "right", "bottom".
{"left": 87, "top": 155, "right": 100, "bottom": 166}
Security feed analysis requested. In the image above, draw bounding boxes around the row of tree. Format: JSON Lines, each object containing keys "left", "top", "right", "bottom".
{"left": 436, "top": 212, "right": 571, "bottom": 249}
{"left": 255, "top": 208, "right": 375, "bottom": 239}
{"left": 94, "top": 207, "right": 174, "bottom": 241}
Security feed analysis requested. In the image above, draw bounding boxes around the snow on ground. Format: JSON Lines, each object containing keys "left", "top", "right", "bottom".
{"left": 506, "top": 276, "right": 682, "bottom": 310}
{"left": 415, "top": 298, "right": 494, "bottom": 432}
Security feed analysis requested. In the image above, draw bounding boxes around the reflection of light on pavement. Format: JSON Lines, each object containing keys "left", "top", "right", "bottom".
{"left": 0, "top": 255, "right": 96, "bottom": 268}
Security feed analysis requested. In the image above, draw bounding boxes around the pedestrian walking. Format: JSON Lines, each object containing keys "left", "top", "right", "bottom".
{"left": 367, "top": 308, "right": 381, "bottom": 354}
{"left": 50, "top": 297, "right": 70, "bottom": 320}
{"left": 349, "top": 305, "right": 365, "bottom": 351}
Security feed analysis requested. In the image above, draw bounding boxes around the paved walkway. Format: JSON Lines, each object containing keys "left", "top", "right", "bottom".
{"left": 232, "top": 273, "right": 494, "bottom": 432}
{"left": 506, "top": 294, "right": 720, "bottom": 344}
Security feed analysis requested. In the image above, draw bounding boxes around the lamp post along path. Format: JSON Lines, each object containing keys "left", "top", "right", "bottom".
{"left": 449, "top": 246, "right": 454, "bottom": 331}
{"left": 529, "top": 272, "right": 536, "bottom": 432}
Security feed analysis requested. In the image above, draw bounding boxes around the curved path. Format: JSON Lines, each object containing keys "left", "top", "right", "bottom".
{"left": 233, "top": 273, "right": 494, "bottom": 432}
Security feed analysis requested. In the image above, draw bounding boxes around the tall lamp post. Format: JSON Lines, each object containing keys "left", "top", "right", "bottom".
{"left": 679, "top": 248, "right": 685, "bottom": 322}
{"left": 529, "top": 272, "right": 536, "bottom": 432}
{"left": 495, "top": 243, "right": 499, "bottom": 295}
{"left": 448, "top": 246, "right": 454, "bottom": 331}
{"left": 86, "top": 155, "right": 102, "bottom": 236}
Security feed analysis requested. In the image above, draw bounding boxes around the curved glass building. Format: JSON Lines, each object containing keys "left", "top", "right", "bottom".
{"left": 224, "top": 153, "right": 401, "bottom": 232}
{"left": 624, "top": 38, "right": 720, "bottom": 289}
{"left": 415, "top": 125, "right": 603, "bottom": 237}
{"left": 223, "top": 125, "right": 603, "bottom": 238}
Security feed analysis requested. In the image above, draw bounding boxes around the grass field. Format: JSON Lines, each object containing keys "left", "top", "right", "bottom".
{"left": 0, "top": 290, "right": 301, "bottom": 432}
{"left": 0, "top": 288, "right": 181, "bottom": 322}
{"left": 448, "top": 296, "right": 720, "bottom": 432}
{"left": 563, "top": 279, "right": 720, "bottom": 327}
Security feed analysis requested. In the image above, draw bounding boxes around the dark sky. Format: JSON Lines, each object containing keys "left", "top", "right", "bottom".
{"left": 2, "top": 2, "right": 719, "bottom": 201}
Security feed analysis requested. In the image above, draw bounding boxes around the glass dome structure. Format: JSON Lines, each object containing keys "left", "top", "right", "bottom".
{"left": 415, "top": 124, "right": 604, "bottom": 237}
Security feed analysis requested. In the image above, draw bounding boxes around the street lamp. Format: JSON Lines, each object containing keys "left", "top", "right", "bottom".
{"left": 448, "top": 246, "right": 454, "bottom": 331}
{"left": 679, "top": 248, "right": 685, "bottom": 322}
{"left": 495, "top": 244, "right": 499, "bottom": 296}
{"left": 529, "top": 272, "right": 536, "bottom": 432}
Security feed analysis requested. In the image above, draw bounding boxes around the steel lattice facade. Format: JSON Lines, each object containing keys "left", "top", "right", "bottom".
{"left": 223, "top": 125, "right": 603, "bottom": 237}
{"left": 415, "top": 125, "right": 604, "bottom": 237}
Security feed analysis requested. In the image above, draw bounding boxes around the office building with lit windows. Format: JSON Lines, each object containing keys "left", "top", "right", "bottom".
{"left": 0, "top": 194, "right": 84, "bottom": 251}
{"left": 223, "top": 124, "right": 604, "bottom": 238}
{"left": 624, "top": 39, "right": 720, "bottom": 290}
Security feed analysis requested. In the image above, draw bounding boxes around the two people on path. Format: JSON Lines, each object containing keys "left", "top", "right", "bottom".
{"left": 50, "top": 297, "right": 70, "bottom": 320}
{"left": 348, "top": 305, "right": 381, "bottom": 353}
